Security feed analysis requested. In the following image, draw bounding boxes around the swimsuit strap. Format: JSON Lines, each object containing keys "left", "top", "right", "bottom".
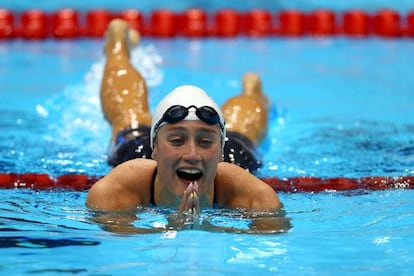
{"left": 213, "top": 183, "right": 217, "bottom": 205}
{"left": 150, "top": 167, "right": 157, "bottom": 205}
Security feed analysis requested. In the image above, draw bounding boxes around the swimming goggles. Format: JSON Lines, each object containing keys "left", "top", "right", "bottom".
{"left": 153, "top": 105, "right": 225, "bottom": 133}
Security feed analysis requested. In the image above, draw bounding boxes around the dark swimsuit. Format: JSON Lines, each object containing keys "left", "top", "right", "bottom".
{"left": 222, "top": 131, "right": 262, "bottom": 172}
{"left": 108, "top": 126, "right": 152, "bottom": 167}
{"left": 108, "top": 127, "right": 262, "bottom": 172}
{"left": 150, "top": 168, "right": 156, "bottom": 205}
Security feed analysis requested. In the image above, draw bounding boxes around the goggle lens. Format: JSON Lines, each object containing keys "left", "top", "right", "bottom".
{"left": 154, "top": 105, "right": 224, "bottom": 132}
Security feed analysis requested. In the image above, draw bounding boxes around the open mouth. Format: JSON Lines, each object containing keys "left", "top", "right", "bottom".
{"left": 176, "top": 168, "right": 203, "bottom": 182}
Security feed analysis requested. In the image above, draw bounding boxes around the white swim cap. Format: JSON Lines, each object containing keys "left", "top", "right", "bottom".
{"left": 150, "top": 85, "right": 226, "bottom": 149}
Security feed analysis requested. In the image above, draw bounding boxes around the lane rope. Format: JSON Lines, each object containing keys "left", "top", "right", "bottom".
{"left": 0, "top": 8, "right": 414, "bottom": 39}
{"left": 0, "top": 173, "right": 412, "bottom": 192}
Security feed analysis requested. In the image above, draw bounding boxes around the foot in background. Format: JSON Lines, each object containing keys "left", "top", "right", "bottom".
{"left": 221, "top": 72, "right": 268, "bottom": 171}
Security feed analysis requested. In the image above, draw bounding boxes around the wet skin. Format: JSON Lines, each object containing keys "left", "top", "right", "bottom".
{"left": 100, "top": 19, "right": 152, "bottom": 142}
{"left": 151, "top": 120, "right": 223, "bottom": 214}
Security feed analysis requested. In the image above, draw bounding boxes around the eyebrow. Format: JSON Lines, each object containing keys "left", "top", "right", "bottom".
{"left": 163, "top": 125, "right": 219, "bottom": 135}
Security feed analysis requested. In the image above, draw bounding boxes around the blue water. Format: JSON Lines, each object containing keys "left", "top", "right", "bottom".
{"left": 1, "top": 38, "right": 413, "bottom": 178}
{"left": 1, "top": 3, "right": 414, "bottom": 274}
{"left": 1, "top": 189, "right": 413, "bottom": 274}
{"left": 1, "top": 35, "right": 413, "bottom": 275}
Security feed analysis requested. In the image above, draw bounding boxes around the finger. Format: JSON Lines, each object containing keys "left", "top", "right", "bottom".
{"left": 178, "top": 183, "right": 196, "bottom": 212}
{"left": 188, "top": 181, "right": 200, "bottom": 214}
{"left": 191, "top": 190, "right": 200, "bottom": 214}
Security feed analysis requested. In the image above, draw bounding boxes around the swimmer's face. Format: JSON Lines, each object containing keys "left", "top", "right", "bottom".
{"left": 151, "top": 120, "right": 222, "bottom": 204}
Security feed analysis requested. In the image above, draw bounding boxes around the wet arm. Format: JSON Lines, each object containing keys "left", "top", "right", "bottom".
{"left": 86, "top": 159, "right": 156, "bottom": 211}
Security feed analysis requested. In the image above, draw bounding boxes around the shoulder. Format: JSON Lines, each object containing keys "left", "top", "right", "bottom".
{"left": 86, "top": 158, "right": 157, "bottom": 211}
{"left": 100, "top": 158, "right": 157, "bottom": 188}
{"left": 113, "top": 158, "right": 157, "bottom": 179}
{"left": 215, "top": 162, "right": 281, "bottom": 210}
{"left": 215, "top": 162, "right": 264, "bottom": 187}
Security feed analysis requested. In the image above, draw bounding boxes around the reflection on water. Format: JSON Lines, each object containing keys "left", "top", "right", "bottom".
{"left": 1, "top": 189, "right": 291, "bottom": 274}
{"left": 91, "top": 206, "right": 292, "bottom": 235}
{"left": 1, "top": 189, "right": 413, "bottom": 274}
{"left": 0, "top": 236, "right": 99, "bottom": 249}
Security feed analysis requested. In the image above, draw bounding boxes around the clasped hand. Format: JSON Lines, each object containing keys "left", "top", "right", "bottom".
{"left": 178, "top": 182, "right": 200, "bottom": 215}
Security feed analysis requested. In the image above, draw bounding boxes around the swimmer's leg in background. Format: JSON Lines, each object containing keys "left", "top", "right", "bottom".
{"left": 220, "top": 72, "right": 269, "bottom": 171}
{"left": 100, "top": 19, "right": 152, "bottom": 143}
{"left": 221, "top": 72, "right": 268, "bottom": 146}
{"left": 100, "top": 19, "right": 153, "bottom": 165}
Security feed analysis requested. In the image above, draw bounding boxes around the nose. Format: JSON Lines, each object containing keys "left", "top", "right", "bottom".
{"left": 182, "top": 141, "right": 201, "bottom": 163}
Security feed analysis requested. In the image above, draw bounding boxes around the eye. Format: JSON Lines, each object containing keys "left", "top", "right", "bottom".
{"left": 199, "top": 138, "right": 215, "bottom": 148}
{"left": 168, "top": 136, "right": 185, "bottom": 146}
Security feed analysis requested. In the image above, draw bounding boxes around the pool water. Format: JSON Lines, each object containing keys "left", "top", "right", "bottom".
{"left": 1, "top": 189, "right": 413, "bottom": 274}
{"left": 2, "top": 38, "right": 413, "bottom": 178}
{"left": 1, "top": 24, "right": 414, "bottom": 276}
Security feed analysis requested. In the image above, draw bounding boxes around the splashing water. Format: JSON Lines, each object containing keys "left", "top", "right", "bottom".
{"left": 36, "top": 44, "right": 163, "bottom": 175}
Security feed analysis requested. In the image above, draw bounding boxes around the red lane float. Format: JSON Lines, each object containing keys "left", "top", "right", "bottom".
{"left": 150, "top": 9, "right": 177, "bottom": 37}
{"left": 342, "top": 10, "right": 371, "bottom": 37}
{"left": 263, "top": 176, "right": 414, "bottom": 192}
{"left": 0, "top": 8, "right": 14, "bottom": 38}
{"left": 21, "top": 9, "right": 49, "bottom": 39}
{"left": 245, "top": 9, "right": 272, "bottom": 36}
{"left": 263, "top": 177, "right": 360, "bottom": 192}
{"left": 408, "top": 11, "right": 414, "bottom": 37}
{"left": 0, "top": 173, "right": 100, "bottom": 191}
{"left": 310, "top": 9, "right": 337, "bottom": 36}
{"left": 373, "top": 9, "right": 401, "bottom": 37}
{"left": 0, "top": 173, "right": 54, "bottom": 189}
{"left": 56, "top": 174, "right": 95, "bottom": 190}
{"left": 278, "top": 10, "right": 308, "bottom": 36}
{"left": 2, "top": 8, "right": 414, "bottom": 39}
{"left": 0, "top": 173, "right": 412, "bottom": 192}
{"left": 19, "top": 173, "right": 55, "bottom": 189}
{"left": 214, "top": 9, "right": 242, "bottom": 37}
{"left": 289, "top": 177, "right": 325, "bottom": 192}
{"left": 86, "top": 9, "right": 112, "bottom": 38}
{"left": 181, "top": 8, "right": 208, "bottom": 37}
{"left": 52, "top": 9, "right": 80, "bottom": 39}
{"left": 118, "top": 9, "right": 144, "bottom": 33}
